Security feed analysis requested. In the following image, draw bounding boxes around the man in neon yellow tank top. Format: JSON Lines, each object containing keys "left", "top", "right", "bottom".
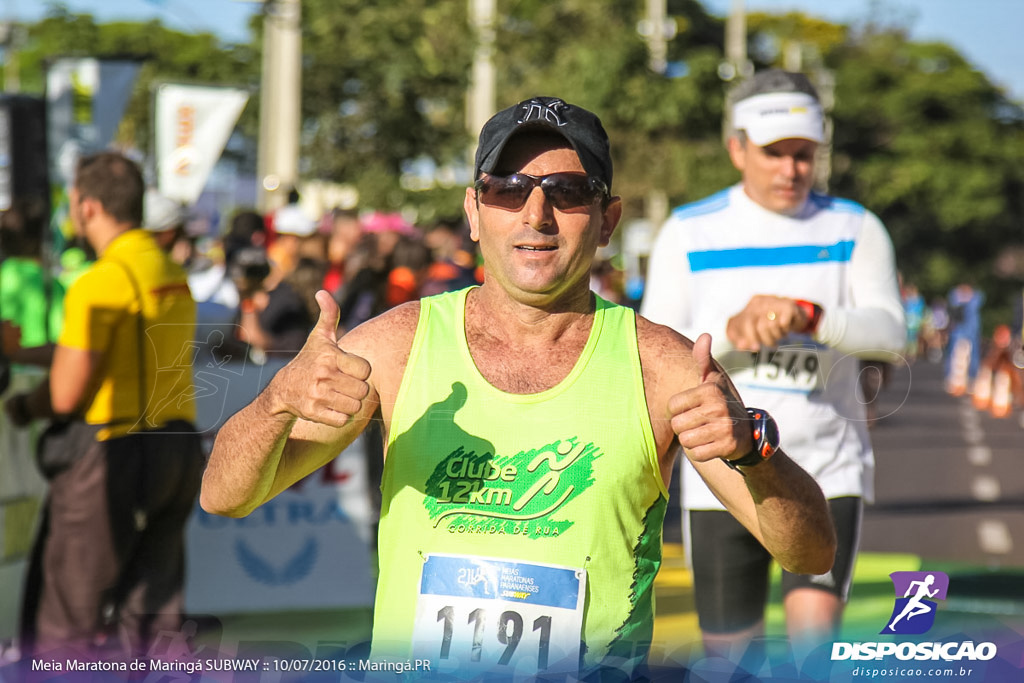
{"left": 202, "top": 97, "right": 835, "bottom": 680}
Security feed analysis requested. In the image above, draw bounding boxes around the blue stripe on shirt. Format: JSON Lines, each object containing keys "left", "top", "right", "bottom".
{"left": 670, "top": 189, "right": 731, "bottom": 220}
{"left": 810, "top": 193, "right": 865, "bottom": 215}
{"left": 688, "top": 240, "right": 855, "bottom": 272}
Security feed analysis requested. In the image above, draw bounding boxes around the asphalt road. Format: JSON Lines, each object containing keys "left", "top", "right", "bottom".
{"left": 861, "top": 358, "right": 1024, "bottom": 568}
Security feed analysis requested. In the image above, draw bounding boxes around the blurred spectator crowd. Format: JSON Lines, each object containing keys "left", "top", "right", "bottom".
{"left": 148, "top": 190, "right": 489, "bottom": 365}
{"left": 0, "top": 189, "right": 1019, "bottom": 420}
{"left": 897, "top": 277, "right": 1024, "bottom": 423}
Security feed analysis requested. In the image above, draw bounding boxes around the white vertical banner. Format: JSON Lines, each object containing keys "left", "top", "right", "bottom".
{"left": 155, "top": 83, "right": 249, "bottom": 204}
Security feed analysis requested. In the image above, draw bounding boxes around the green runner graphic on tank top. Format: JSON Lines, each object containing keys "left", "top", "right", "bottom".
{"left": 422, "top": 436, "right": 600, "bottom": 538}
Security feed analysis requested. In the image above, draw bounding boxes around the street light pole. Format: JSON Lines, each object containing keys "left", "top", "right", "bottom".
{"left": 467, "top": 0, "right": 495, "bottom": 161}
{"left": 637, "top": 0, "right": 675, "bottom": 230}
{"left": 720, "top": 0, "right": 751, "bottom": 144}
{"left": 724, "top": 0, "right": 747, "bottom": 75}
{"left": 256, "top": 0, "right": 302, "bottom": 213}
{"left": 645, "top": 0, "right": 668, "bottom": 74}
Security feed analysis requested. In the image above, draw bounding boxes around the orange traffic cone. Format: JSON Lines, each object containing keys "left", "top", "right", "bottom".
{"left": 972, "top": 366, "right": 993, "bottom": 410}
{"left": 990, "top": 369, "right": 1013, "bottom": 418}
{"left": 946, "top": 338, "right": 971, "bottom": 396}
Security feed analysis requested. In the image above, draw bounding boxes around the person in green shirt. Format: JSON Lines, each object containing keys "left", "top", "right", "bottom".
{"left": 200, "top": 96, "right": 837, "bottom": 679}
{"left": 0, "top": 197, "right": 65, "bottom": 364}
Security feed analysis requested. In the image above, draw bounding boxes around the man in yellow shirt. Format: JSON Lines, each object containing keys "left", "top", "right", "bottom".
{"left": 7, "top": 152, "right": 203, "bottom": 659}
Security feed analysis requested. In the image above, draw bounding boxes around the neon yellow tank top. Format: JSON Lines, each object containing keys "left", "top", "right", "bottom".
{"left": 372, "top": 287, "right": 666, "bottom": 676}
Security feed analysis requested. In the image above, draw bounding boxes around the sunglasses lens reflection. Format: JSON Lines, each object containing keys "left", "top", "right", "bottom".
{"left": 477, "top": 174, "right": 606, "bottom": 210}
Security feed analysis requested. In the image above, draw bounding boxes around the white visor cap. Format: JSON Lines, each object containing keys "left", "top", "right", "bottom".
{"left": 273, "top": 204, "right": 317, "bottom": 237}
{"left": 733, "top": 92, "right": 825, "bottom": 146}
{"left": 144, "top": 188, "right": 186, "bottom": 232}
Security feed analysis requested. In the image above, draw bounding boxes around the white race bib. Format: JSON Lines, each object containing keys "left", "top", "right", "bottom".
{"left": 412, "top": 554, "right": 586, "bottom": 678}
{"left": 737, "top": 343, "right": 829, "bottom": 394}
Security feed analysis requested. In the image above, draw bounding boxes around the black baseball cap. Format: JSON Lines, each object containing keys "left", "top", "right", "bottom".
{"left": 474, "top": 96, "right": 613, "bottom": 191}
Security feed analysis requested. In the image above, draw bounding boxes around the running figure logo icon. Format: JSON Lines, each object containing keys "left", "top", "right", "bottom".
{"left": 882, "top": 571, "right": 950, "bottom": 635}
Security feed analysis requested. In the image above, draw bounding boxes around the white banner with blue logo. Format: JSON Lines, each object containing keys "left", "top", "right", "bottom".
{"left": 184, "top": 351, "right": 376, "bottom": 613}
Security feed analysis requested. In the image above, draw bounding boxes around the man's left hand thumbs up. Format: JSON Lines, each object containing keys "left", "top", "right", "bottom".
{"left": 669, "top": 333, "right": 754, "bottom": 464}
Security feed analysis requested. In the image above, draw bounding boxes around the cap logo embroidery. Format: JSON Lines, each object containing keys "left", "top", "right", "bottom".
{"left": 517, "top": 99, "right": 568, "bottom": 127}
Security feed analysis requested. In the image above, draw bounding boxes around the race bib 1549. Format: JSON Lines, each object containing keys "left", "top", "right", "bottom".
{"left": 738, "top": 343, "right": 829, "bottom": 394}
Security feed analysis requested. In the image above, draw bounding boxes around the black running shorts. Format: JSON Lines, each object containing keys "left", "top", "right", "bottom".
{"left": 685, "top": 496, "right": 862, "bottom": 633}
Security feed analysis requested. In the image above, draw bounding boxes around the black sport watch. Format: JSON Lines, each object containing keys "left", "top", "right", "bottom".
{"left": 723, "top": 408, "right": 779, "bottom": 472}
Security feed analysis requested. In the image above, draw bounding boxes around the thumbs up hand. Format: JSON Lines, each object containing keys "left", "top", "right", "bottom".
{"left": 668, "top": 333, "right": 754, "bottom": 463}
{"left": 264, "top": 290, "right": 372, "bottom": 428}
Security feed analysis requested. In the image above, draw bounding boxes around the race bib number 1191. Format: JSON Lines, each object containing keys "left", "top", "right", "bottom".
{"left": 412, "top": 554, "right": 585, "bottom": 678}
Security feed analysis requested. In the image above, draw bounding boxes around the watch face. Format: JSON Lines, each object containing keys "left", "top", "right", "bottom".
{"left": 762, "top": 412, "right": 780, "bottom": 459}
{"left": 748, "top": 408, "right": 779, "bottom": 461}
{"left": 724, "top": 408, "right": 780, "bottom": 471}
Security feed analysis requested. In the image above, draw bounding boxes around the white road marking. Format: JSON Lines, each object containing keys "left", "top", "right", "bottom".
{"left": 977, "top": 519, "right": 1013, "bottom": 555}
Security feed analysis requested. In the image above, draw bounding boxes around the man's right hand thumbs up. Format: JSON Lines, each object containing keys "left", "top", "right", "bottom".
{"left": 266, "top": 290, "right": 372, "bottom": 428}
{"left": 312, "top": 288, "right": 343, "bottom": 345}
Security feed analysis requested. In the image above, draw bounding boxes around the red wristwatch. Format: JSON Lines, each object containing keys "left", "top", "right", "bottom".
{"left": 794, "top": 299, "right": 823, "bottom": 334}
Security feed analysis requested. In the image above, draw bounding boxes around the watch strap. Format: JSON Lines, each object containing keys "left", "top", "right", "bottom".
{"left": 794, "top": 299, "right": 823, "bottom": 334}
{"left": 724, "top": 407, "right": 779, "bottom": 472}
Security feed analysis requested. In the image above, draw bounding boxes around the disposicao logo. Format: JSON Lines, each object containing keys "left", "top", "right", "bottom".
{"left": 882, "top": 571, "right": 949, "bottom": 635}
{"left": 831, "top": 569, "right": 998, "bottom": 663}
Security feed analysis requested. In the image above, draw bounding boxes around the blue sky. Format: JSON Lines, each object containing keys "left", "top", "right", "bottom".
{"left": 11, "top": 0, "right": 1024, "bottom": 101}
{"left": 705, "top": 0, "right": 1023, "bottom": 102}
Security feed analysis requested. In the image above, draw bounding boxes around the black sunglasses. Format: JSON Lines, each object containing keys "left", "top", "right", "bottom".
{"left": 474, "top": 172, "right": 609, "bottom": 211}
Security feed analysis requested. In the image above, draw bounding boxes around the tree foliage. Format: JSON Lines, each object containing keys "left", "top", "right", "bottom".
{"left": 829, "top": 31, "right": 1024, "bottom": 300}
{"left": 293, "top": 0, "right": 474, "bottom": 216}
{"left": 290, "top": 0, "right": 739, "bottom": 219}
{"left": 7, "top": 2, "right": 1023, "bottom": 320}
{"left": 9, "top": 4, "right": 257, "bottom": 156}
{"left": 490, "top": 0, "right": 736, "bottom": 215}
